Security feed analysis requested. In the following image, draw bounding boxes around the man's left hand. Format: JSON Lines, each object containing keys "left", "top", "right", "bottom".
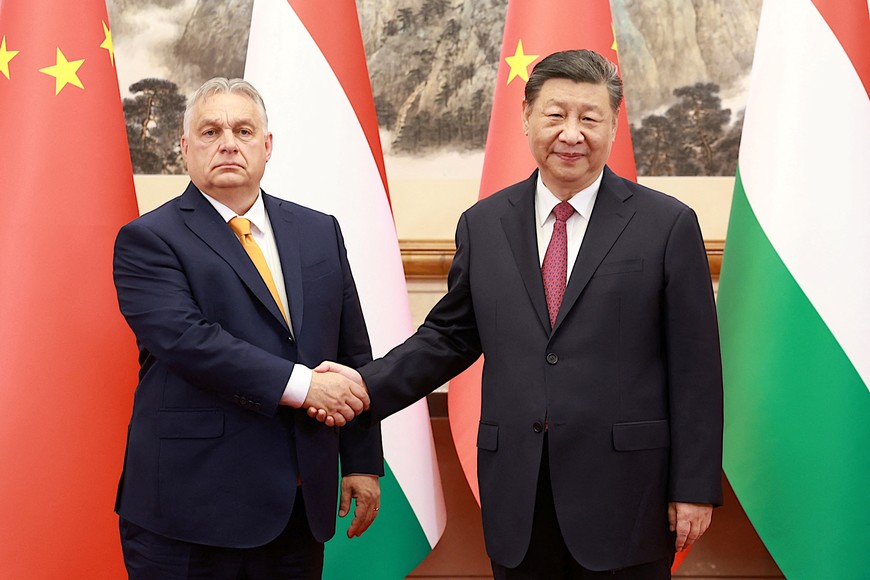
{"left": 339, "top": 474, "right": 381, "bottom": 538}
{"left": 668, "top": 502, "right": 713, "bottom": 552}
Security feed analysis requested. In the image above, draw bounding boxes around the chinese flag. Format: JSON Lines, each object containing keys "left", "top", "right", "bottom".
{"left": 0, "top": 1, "right": 139, "bottom": 578}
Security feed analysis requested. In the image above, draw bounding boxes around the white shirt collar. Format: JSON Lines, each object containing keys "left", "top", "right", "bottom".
{"left": 200, "top": 189, "right": 268, "bottom": 233}
{"left": 535, "top": 171, "right": 603, "bottom": 228}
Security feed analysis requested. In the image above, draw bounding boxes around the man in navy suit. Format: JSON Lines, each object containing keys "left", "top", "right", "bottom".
{"left": 316, "top": 50, "right": 723, "bottom": 579}
{"left": 113, "top": 78, "right": 381, "bottom": 579}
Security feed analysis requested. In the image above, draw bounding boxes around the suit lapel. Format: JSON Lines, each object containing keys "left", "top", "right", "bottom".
{"left": 553, "top": 167, "right": 636, "bottom": 333}
{"left": 500, "top": 172, "right": 551, "bottom": 334}
{"left": 180, "top": 184, "right": 289, "bottom": 330}
{"left": 264, "top": 194, "right": 304, "bottom": 337}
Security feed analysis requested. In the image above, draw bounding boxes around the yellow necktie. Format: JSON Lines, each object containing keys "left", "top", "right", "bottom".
{"left": 228, "top": 217, "right": 288, "bottom": 324}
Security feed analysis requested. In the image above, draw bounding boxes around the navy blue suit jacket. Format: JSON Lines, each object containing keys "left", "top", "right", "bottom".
{"left": 361, "top": 168, "right": 723, "bottom": 570}
{"left": 113, "top": 183, "right": 382, "bottom": 547}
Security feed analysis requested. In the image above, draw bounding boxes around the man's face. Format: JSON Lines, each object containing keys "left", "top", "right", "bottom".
{"left": 522, "top": 79, "right": 617, "bottom": 199}
{"left": 181, "top": 92, "right": 272, "bottom": 200}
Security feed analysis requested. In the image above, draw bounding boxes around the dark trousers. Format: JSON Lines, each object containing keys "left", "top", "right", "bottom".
{"left": 120, "top": 488, "right": 322, "bottom": 580}
{"left": 492, "top": 436, "right": 673, "bottom": 580}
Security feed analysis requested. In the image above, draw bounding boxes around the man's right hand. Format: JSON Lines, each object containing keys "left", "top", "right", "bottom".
{"left": 308, "top": 362, "right": 367, "bottom": 427}
{"left": 301, "top": 371, "right": 369, "bottom": 427}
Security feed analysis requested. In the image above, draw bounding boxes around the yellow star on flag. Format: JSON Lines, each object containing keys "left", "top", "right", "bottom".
{"left": 1, "top": 36, "right": 20, "bottom": 80}
{"left": 611, "top": 23, "right": 618, "bottom": 52}
{"left": 505, "top": 39, "right": 539, "bottom": 85}
{"left": 100, "top": 20, "right": 115, "bottom": 66}
{"left": 39, "top": 48, "right": 85, "bottom": 94}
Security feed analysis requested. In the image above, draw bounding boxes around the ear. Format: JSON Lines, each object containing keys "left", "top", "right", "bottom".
{"left": 264, "top": 132, "right": 273, "bottom": 162}
{"left": 522, "top": 100, "right": 531, "bottom": 135}
{"left": 611, "top": 109, "right": 619, "bottom": 142}
{"left": 180, "top": 134, "right": 189, "bottom": 160}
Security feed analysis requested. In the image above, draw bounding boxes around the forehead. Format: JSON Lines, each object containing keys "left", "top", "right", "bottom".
{"left": 533, "top": 78, "right": 610, "bottom": 110}
{"left": 192, "top": 92, "right": 262, "bottom": 125}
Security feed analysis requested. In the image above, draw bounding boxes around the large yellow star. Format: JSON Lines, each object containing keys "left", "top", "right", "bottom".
{"left": 100, "top": 20, "right": 115, "bottom": 66}
{"left": 611, "top": 23, "right": 618, "bottom": 52}
{"left": 39, "top": 48, "right": 85, "bottom": 94}
{"left": 505, "top": 39, "right": 539, "bottom": 85}
{"left": 1, "top": 36, "right": 20, "bottom": 80}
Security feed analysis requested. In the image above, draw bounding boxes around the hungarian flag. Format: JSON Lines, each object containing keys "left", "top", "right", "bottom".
{"left": 718, "top": 0, "right": 870, "bottom": 577}
{"left": 244, "top": 1, "right": 446, "bottom": 577}
{"left": 0, "top": 1, "right": 139, "bottom": 578}
{"left": 448, "top": 0, "right": 637, "bottom": 503}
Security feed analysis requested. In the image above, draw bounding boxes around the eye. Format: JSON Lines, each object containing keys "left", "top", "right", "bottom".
{"left": 203, "top": 129, "right": 216, "bottom": 136}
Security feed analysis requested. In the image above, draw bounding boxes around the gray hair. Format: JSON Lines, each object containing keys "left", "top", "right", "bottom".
{"left": 524, "top": 49, "right": 623, "bottom": 114}
{"left": 183, "top": 77, "right": 269, "bottom": 135}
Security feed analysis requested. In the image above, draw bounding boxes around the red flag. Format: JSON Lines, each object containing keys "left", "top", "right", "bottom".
{"left": 0, "top": 1, "right": 139, "bottom": 577}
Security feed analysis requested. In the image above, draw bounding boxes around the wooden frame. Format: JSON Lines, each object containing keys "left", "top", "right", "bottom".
{"left": 400, "top": 239, "right": 724, "bottom": 280}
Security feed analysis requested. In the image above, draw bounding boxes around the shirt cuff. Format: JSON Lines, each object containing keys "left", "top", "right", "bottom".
{"left": 282, "top": 364, "right": 312, "bottom": 408}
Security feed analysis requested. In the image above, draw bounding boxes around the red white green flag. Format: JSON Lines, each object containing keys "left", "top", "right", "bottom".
{"left": 448, "top": 0, "right": 637, "bottom": 505}
{"left": 718, "top": 0, "right": 870, "bottom": 577}
{"left": 244, "top": 1, "right": 447, "bottom": 577}
{"left": 0, "top": 1, "right": 139, "bottom": 577}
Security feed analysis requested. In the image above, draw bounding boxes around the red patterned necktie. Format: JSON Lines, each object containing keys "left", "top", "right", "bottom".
{"left": 542, "top": 201, "right": 575, "bottom": 328}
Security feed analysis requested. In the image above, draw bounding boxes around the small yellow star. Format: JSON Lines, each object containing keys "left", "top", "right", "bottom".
{"left": 505, "top": 39, "right": 539, "bottom": 85}
{"left": 0, "top": 36, "right": 20, "bottom": 80}
{"left": 39, "top": 48, "right": 85, "bottom": 94}
{"left": 611, "top": 23, "right": 618, "bottom": 52}
{"left": 100, "top": 20, "right": 115, "bottom": 66}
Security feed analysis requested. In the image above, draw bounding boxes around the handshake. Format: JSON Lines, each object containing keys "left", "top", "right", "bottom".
{"left": 301, "top": 361, "right": 368, "bottom": 427}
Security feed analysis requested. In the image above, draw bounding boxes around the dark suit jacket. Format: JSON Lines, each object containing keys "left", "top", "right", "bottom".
{"left": 113, "top": 183, "right": 382, "bottom": 548}
{"left": 361, "top": 168, "right": 723, "bottom": 570}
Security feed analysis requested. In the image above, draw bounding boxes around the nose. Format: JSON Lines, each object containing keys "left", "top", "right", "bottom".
{"left": 218, "top": 129, "right": 239, "bottom": 152}
{"left": 560, "top": 119, "right": 584, "bottom": 145}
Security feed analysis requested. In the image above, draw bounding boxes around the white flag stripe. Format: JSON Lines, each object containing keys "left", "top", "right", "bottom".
{"left": 245, "top": 0, "right": 446, "bottom": 545}
{"left": 740, "top": 0, "right": 870, "bottom": 390}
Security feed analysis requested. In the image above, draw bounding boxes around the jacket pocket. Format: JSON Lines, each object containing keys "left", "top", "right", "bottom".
{"left": 612, "top": 419, "right": 669, "bottom": 451}
{"left": 157, "top": 409, "right": 224, "bottom": 439}
{"left": 594, "top": 258, "right": 643, "bottom": 277}
{"left": 477, "top": 422, "right": 498, "bottom": 451}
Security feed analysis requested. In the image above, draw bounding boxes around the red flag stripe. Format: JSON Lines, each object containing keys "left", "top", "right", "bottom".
{"left": 811, "top": 0, "right": 870, "bottom": 98}
{"left": 285, "top": 0, "right": 391, "bottom": 202}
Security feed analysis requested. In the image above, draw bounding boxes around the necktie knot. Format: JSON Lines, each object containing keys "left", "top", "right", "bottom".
{"left": 553, "top": 201, "right": 574, "bottom": 223}
{"left": 229, "top": 216, "right": 252, "bottom": 238}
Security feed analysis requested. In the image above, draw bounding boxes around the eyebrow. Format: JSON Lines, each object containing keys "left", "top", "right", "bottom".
{"left": 544, "top": 98, "right": 605, "bottom": 112}
{"left": 195, "top": 116, "right": 258, "bottom": 129}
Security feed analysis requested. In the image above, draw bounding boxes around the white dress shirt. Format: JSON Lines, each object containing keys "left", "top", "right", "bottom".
{"left": 201, "top": 190, "right": 312, "bottom": 407}
{"left": 534, "top": 171, "right": 603, "bottom": 277}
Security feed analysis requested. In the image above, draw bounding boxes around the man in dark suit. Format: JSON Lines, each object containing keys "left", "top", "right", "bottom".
{"left": 315, "top": 50, "right": 723, "bottom": 578}
{"left": 113, "top": 78, "right": 382, "bottom": 579}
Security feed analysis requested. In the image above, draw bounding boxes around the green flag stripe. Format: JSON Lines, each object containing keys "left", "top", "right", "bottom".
{"left": 718, "top": 169, "right": 870, "bottom": 579}
{"left": 323, "top": 460, "right": 431, "bottom": 579}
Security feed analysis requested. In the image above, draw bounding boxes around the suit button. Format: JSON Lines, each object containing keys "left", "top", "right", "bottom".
{"left": 546, "top": 353, "right": 558, "bottom": 365}
{"left": 533, "top": 421, "right": 544, "bottom": 433}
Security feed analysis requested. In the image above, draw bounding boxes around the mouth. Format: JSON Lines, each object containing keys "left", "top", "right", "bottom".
{"left": 214, "top": 162, "right": 244, "bottom": 170}
{"left": 555, "top": 152, "right": 585, "bottom": 162}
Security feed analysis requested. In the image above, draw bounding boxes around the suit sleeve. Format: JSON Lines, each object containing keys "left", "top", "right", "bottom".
{"left": 663, "top": 207, "right": 724, "bottom": 505}
{"left": 113, "top": 221, "right": 293, "bottom": 417}
{"left": 361, "top": 212, "right": 483, "bottom": 422}
{"left": 328, "top": 217, "right": 384, "bottom": 476}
